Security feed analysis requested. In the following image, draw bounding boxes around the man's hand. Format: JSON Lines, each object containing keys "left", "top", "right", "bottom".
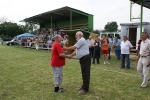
{"left": 67, "top": 55, "right": 72, "bottom": 59}
{"left": 136, "top": 57, "right": 140, "bottom": 62}
{"left": 63, "top": 46, "right": 67, "bottom": 50}
{"left": 148, "top": 61, "right": 150, "bottom": 65}
{"left": 63, "top": 46, "right": 76, "bottom": 50}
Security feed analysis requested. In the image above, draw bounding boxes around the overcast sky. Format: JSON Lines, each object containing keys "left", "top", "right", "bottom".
{"left": 0, "top": 0, "right": 150, "bottom": 30}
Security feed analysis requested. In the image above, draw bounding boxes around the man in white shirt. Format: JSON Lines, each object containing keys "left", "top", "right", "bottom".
{"left": 137, "top": 32, "right": 150, "bottom": 88}
{"left": 63, "top": 31, "right": 91, "bottom": 94}
{"left": 87, "top": 36, "right": 94, "bottom": 58}
{"left": 121, "top": 36, "right": 133, "bottom": 69}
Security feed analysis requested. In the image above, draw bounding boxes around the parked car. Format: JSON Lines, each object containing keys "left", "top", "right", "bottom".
{"left": 2, "top": 38, "right": 11, "bottom": 41}
{"left": 6, "top": 39, "right": 18, "bottom": 46}
{"left": 100, "top": 32, "right": 121, "bottom": 40}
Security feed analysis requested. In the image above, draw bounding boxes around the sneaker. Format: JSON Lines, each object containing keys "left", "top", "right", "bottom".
{"left": 106, "top": 61, "right": 110, "bottom": 64}
{"left": 104, "top": 61, "right": 106, "bottom": 64}
{"left": 54, "top": 87, "right": 63, "bottom": 93}
{"left": 78, "top": 89, "right": 86, "bottom": 94}
{"left": 57, "top": 88, "right": 63, "bottom": 93}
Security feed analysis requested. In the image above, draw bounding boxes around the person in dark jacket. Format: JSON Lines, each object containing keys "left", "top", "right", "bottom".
{"left": 92, "top": 36, "right": 101, "bottom": 64}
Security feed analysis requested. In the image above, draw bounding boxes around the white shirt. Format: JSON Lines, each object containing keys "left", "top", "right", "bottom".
{"left": 87, "top": 39, "right": 94, "bottom": 47}
{"left": 139, "top": 38, "right": 150, "bottom": 56}
{"left": 121, "top": 40, "right": 133, "bottom": 54}
{"left": 74, "top": 37, "right": 89, "bottom": 59}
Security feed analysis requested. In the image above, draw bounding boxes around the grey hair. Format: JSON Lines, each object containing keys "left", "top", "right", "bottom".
{"left": 142, "top": 32, "right": 148, "bottom": 35}
{"left": 123, "top": 36, "right": 128, "bottom": 39}
{"left": 142, "top": 32, "right": 149, "bottom": 38}
{"left": 76, "top": 31, "right": 83, "bottom": 36}
{"left": 54, "top": 35, "right": 60, "bottom": 40}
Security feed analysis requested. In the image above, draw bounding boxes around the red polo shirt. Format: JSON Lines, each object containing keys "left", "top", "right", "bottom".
{"left": 50, "top": 42, "right": 65, "bottom": 67}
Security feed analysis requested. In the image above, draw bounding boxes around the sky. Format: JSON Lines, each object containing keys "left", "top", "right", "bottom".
{"left": 0, "top": 0, "right": 150, "bottom": 30}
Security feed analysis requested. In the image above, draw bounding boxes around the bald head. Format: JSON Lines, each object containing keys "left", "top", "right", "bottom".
{"left": 54, "top": 35, "right": 62, "bottom": 43}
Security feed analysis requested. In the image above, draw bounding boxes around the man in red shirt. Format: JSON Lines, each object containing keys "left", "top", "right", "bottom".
{"left": 50, "top": 35, "right": 71, "bottom": 93}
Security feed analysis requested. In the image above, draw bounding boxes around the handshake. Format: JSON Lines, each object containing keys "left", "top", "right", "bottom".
{"left": 63, "top": 46, "right": 74, "bottom": 59}
{"left": 66, "top": 54, "right": 73, "bottom": 59}
{"left": 62, "top": 46, "right": 76, "bottom": 59}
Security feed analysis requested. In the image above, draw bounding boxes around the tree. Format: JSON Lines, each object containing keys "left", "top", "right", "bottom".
{"left": 104, "top": 21, "right": 118, "bottom": 32}
{"left": 92, "top": 29, "right": 100, "bottom": 34}
{"left": 0, "top": 22, "right": 27, "bottom": 38}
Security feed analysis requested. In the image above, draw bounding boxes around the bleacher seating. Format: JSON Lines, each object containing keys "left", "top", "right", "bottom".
{"left": 61, "top": 23, "right": 88, "bottom": 30}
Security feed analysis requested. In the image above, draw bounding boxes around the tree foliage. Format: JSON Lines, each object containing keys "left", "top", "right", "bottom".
{"left": 104, "top": 22, "right": 118, "bottom": 32}
{"left": 0, "top": 17, "right": 39, "bottom": 38}
{"left": 0, "top": 22, "right": 25, "bottom": 38}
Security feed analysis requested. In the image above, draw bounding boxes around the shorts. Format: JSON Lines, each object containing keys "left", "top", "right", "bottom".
{"left": 102, "top": 50, "right": 109, "bottom": 54}
{"left": 52, "top": 67, "right": 63, "bottom": 85}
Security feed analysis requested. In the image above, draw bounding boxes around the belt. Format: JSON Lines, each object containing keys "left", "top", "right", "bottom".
{"left": 141, "top": 55, "right": 150, "bottom": 58}
{"left": 79, "top": 54, "right": 89, "bottom": 60}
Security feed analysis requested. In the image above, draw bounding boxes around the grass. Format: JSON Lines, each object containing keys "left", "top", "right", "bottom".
{"left": 0, "top": 44, "right": 150, "bottom": 100}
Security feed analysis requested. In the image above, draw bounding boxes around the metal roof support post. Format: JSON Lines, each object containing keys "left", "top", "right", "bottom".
{"left": 51, "top": 16, "right": 52, "bottom": 29}
{"left": 37, "top": 19, "right": 39, "bottom": 35}
{"left": 70, "top": 11, "right": 72, "bottom": 30}
{"left": 140, "top": 0, "right": 143, "bottom": 34}
{"left": 130, "top": 2, "right": 132, "bottom": 21}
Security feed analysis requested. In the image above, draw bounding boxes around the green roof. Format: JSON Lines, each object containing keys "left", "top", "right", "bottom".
{"left": 21, "top": 6, "right": 93, "bottom": 24}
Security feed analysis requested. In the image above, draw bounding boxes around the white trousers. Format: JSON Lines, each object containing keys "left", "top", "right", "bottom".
{"left": 137, "top": 56, "right": 150, "bottom": 87}
{"left": 35, "top": 44, "right": 39, "bottom": 50}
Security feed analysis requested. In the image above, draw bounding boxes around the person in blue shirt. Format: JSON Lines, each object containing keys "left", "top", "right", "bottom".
{"left": 113, "top": 36, "right": 121, "bottom": 60}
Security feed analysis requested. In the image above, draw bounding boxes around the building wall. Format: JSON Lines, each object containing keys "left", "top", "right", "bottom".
{"left": 146, "top": 25, "right": 150, "bottom": 37}
{"left": 121, "top": 24, "right": 149, "bottom": 40}
{"left": 121, "top": 26, "right": 128, "bottom": 40}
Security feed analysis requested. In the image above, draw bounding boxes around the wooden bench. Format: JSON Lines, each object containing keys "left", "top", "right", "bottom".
{"left": 61, "top": 23, "right": 88, "bottom": 30}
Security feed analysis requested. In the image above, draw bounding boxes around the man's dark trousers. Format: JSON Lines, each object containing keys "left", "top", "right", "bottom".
{"left": 79, "top": 54, "right": 91, "bottom": 92}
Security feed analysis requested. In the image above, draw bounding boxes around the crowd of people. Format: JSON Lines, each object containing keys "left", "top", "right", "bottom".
{"left": 87, "top": 35, "right": 114, "bottom": 65}
{"left": 17, "top": 28, "right": 68, "bottom": 50}
{"left": 50, "top": 31, "right": 138, "bottom": 94}
{"left": 86, "top": 34, "right": 135, "bottom": 69}
{"left": 50, "top": 31, "right": 150, "bottom": 94}
{"left": 1, "top": 30, "right": 149, "bottom": 93}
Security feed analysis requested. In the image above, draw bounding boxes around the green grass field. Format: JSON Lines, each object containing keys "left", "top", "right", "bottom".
{"left": 0, "top": 44, "right": 150, "bottom": 100}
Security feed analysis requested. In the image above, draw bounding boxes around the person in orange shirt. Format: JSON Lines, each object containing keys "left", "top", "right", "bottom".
{"left": 101, "top": 35, "right": 110, "bottom": 64}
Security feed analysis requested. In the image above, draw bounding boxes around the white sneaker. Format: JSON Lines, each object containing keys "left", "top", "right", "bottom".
{"left": 106, "top": 61, "right": 110, "bottom": 64}
{"left": 104, "top": 61, "right": 106, "bottom": 64}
